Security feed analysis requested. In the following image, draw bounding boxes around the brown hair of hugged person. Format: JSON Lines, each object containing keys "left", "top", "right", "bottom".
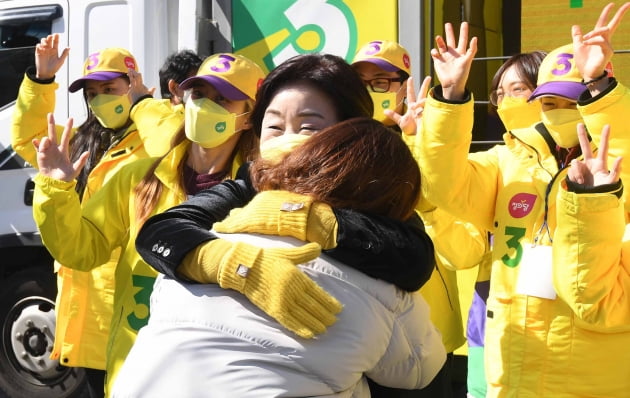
{"left": 250, "top": 117, "right": 421, "bottom": 221}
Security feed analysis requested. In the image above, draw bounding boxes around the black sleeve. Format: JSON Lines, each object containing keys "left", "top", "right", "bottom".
{"left": 432, "top": 85, "right": 472, "bottom": 104}
{"left": 577, "top": 77, "right": 617, "bottom": 105}
{"left": 130, "top": 94, "right": 154, "bottom": 110}
{"left": 135, "top": 171, "right": 256, "bottom": 278}
{"left": 26, "top": 66, "right": 55, "bottom": 84}
{"left": 137, "top": 161, "right": 434, "bottom": 290}
{"left": 327, "top": 210, "right": 435, "bottom": 292}
{"left": 564, "top": 176, "right": 623, "bottom": 198}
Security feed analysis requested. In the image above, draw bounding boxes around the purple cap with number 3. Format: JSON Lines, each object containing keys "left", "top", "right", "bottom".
{"left": 528, "top": 44, "right": 586, "bottom": 101}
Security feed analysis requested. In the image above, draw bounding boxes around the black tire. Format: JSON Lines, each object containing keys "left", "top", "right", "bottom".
{"left": 0, "top": 266, "right": 88, "bottom": 398}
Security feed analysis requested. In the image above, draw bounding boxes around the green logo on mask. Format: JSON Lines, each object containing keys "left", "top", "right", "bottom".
{"left": 381, "top": 99, "right": 391, "bottom": 109}
{"left": 115, "top": 104, "right": 124, "bottom": 114}
{"left": 215, "top": 122, "right": 227, "bottom": 133}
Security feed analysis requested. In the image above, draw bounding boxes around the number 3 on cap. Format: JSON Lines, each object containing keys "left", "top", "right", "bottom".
{"left": 86, "top": 52, "right": 100, "bottom": 71}
{"left": 365, "top": 41, "right": 381, "bottom": 55}
{"left": 552, "top": 53, "right": 574, "bottom": 77}
{"left": 211, "top": 54, "right": 235, "bottom": 73}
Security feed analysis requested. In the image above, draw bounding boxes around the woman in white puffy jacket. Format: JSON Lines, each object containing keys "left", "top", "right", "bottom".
{"left": 112, "top": 117, "right": 446, "bottom": 397}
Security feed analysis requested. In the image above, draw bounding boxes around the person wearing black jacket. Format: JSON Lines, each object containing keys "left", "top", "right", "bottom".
{"left": 135, "top": 53, "right": 436, "bottom": 338}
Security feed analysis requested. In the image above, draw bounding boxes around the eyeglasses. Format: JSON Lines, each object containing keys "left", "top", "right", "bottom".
{"left": 364, "top": 77, "right": 406, "bottom": 93}
{"left": 489, "top": 86, "right": 532, "bottom": 106}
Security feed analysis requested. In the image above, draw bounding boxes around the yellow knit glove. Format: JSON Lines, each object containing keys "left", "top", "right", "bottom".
{"left": 178, "top": 239, "right": 342, "bottom": 338}
{"left": 214, "top": 190, "right": 338, "bottom": 249}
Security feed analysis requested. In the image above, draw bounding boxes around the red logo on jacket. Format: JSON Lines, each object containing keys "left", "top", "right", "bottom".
{"left": 508, "top": 193, "right": 537, "bottom": 218}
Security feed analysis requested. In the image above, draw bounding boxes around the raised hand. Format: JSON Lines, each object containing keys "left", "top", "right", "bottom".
{"left": 35, "top": 34, "right": 70, "bottom": 80}
{"left": 33, "top": 114, "right": 88, "bottom": 182}
{"left": 384, "top": 75, "right": 432, "bottom": 136}
{"left": 430, "top": 22, "right": 478, "bottom": 101}
{"left": 127, "top": 68, "right": 155, "bottom": 105}
{"left": 568, "top": 123, "right": 622, "bottom": 187}
{"left": 572, "top": 2, "right": 630, "bottom": 84}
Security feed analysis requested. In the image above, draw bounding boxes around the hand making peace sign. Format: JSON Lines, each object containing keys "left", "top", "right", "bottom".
{"left": 568, "top": 123, "right": 622, "bottom": 187}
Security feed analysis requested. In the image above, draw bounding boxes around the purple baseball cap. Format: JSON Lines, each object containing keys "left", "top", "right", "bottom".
{"left": 179, "top": 74, "right": 248, "bottom": 101}
{"left": 69, "top": 72, "right": 127, "bottom": 93}
{"left": 528, "top": 81, "right": 586, "bottom": 102}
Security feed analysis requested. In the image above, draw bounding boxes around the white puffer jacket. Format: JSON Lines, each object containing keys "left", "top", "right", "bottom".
{"left": 112, "top": 232, "right": 446, "bottom": 398}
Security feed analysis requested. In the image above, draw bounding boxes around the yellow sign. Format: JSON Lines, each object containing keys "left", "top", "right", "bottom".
{"left": 521, "top": 1, "right": 630, "bottom": 83}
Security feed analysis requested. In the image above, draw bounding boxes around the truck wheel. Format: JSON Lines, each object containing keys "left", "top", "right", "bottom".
{"left": 0, "top": 268, "right": 88, "bottom": 398}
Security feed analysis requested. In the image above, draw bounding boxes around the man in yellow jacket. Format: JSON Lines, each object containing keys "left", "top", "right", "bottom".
{"left": 352, "top": 39, "right": 489, "bottom": 398}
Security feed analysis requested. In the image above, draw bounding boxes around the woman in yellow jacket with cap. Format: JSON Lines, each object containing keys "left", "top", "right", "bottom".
{"left": 417, "top": 3, "right": 630, "bottom": 396}
{"left": 31, "top": 52, "right": 264, "bottom": 396}
{"left": 10, "top": 35, "right": 181, "bottom": 397}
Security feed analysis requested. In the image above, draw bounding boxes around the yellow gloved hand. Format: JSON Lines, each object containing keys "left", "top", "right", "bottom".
{"left": 214, "top": 190, "right": 338, "bottom": 249}
{"left": 178, "top": 239, "right": 342, "bottom": 338}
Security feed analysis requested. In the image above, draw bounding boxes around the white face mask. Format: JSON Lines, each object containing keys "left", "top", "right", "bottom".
{"left": 540, "top": 108, "right": 582, "bottom": 148}
{"left": 259, "top": 133, "right": 310, "bottom": 164}
{"left": 497, "top": 96, "right": 541, "bottom": 131}
{"left": 88, "top": 94, "right": 131, "bottom": 129}
{"left": 185, "top": 98, "right": 246, "bottom": 148}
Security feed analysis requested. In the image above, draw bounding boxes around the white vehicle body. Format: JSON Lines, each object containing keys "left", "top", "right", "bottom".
{"left": 0, "top": 1, "right": 203, "bottom": 396}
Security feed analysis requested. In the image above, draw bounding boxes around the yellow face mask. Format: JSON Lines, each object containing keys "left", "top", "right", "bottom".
{"left": 541, "top": 108, "right": 582, "bottom": 148}
{"left": 369, "top": 91, "right": 399, "bottom": 123}
{"left": 185, "top": 98, "right": 243, "bottom": 149}
{"left": 89, "top": 94, "right": 131, "bottom": 129}
{"left": 497, "top": 96, "right": 541, "bottom": 131}
{"left": 259, "top": 133, "right": 310, "bottom": 164}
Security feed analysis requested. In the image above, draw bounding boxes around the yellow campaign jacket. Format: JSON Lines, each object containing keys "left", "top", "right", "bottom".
{"left": 11, "top": 75, "right": 179, "bottom": 164}
{"left": 11, "top": 75, "right": 64, "bottom": 167}
{"left": 131, "top": 98, "right": 185, "bottom": 156}
{"left": 417, "top": 207, "right": 488, "bottom": 354}
{"left": 554, "top": 184, "right": 630, "bottom": 331}
{"left": 418, "top": 84, "right": 630, "bottom": 397}
{"left": 579, "top": 82, "right": 630, "bottom": 215}
{"left": 10, "top": 75, "right": 182, "bottom": 370}
{"left": 33, "top": 142, "right": 189, "bottom": 396}
{"left": 404, "top": 131, "right": 489, "bottom": 354}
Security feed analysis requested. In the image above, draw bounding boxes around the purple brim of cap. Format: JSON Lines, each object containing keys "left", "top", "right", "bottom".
{"left": 68, "top": 71, "right": 126, "bottom": 93}
{"left": 528, "top": 81, "right": 586, "bottom": 102}
{"left": 179, "top": 75, "right": 249, "bottom": 100}
{"left": 354, "top": 58, "right": 399, "bottom": 73}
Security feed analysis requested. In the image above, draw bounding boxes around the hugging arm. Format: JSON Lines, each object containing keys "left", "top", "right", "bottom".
{"left": 215, "top": 189, "right": 436, "bottom": 292}
{"left": 135, "top": 176, "right": 255, "bottom": 279}
{"left": 136, "top": 175, "right": 435, "bottom": 338}
{"left": 329, "top": 210, "right": 434, "bottom": 291}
